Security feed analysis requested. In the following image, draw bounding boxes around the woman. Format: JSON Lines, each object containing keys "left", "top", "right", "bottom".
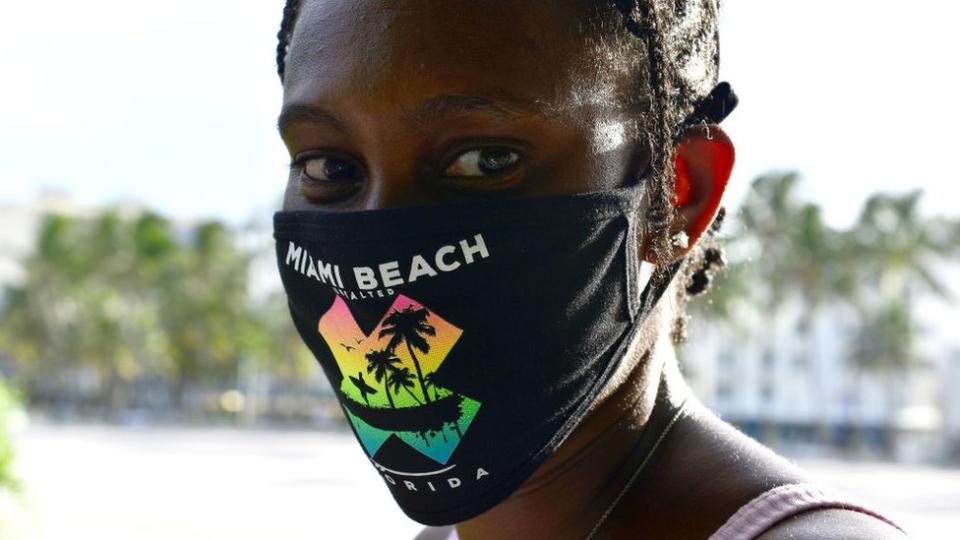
{"left": 271, "top": 1, "right": 908, "bottom": 538}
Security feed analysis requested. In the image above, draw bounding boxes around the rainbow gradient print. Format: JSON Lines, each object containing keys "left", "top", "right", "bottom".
{"left": 318, "top": 295, "right": 482, "bottom": 464}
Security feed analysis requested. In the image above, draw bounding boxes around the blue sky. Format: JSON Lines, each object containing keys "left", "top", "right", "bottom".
{"left": 1, "top": 0, "right": 958, "bottom": 227}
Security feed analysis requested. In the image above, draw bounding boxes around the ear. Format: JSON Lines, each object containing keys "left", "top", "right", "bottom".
{"left": 643, "top": 124, "right": 735, "bottom": 264}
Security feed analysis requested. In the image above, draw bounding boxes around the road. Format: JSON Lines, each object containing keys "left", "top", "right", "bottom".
{"left": 1, "top": 424, "right": 956, "bottom": 539}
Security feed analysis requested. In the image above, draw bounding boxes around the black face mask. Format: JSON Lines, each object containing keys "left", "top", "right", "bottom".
{"left": 274, "top": 83, "right": 736, "bottom": 526}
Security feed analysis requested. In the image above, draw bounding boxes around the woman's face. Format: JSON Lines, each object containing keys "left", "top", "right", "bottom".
{"left": 279, "top": 0, "right": 652, "bottom": 211}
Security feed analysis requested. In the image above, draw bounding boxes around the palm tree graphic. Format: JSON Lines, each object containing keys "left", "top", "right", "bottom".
{"left": 379, "top": 306, "right": 436, "bottom": 403}
{"left": 423, "top": 372, "right": 448, "bottom": 401}
{"left": 388, "top": 366, "right": 423, "bottom": 405}
{"left": 365, "top": 348, "right": 402, "bottom": 408}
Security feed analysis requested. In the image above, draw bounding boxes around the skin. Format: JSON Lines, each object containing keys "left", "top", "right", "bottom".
{"left": 277, "top": 1, "right": 908, "bottom": 538}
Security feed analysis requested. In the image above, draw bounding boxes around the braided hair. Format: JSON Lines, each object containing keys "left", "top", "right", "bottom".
{"left": 275, "top": 0, "right": 302, "bottom": 84}
{"left": 275, "top": 0, "right": 726, "bottom": 343}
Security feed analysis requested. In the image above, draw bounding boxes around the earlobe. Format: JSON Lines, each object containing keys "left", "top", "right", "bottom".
{"left": 643, "top": 124, "right": 735, "bottom": 264}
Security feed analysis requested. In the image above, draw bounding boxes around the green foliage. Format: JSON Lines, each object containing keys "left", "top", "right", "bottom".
{"left": 0, "top": 210, "right": 314, "bottom": 418}
{"left": 691, "top": 172, "right": 960, "bottom": 372}
{"left": 0, "top": 374, "right": 22, "bottom": 493}
{"left": 850, "top": 299, "right": 916, "bottom": 371}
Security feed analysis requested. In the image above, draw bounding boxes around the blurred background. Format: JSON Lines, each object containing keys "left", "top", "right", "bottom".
{"left": 1, "top": 0, "right": 959, "bottom": 538}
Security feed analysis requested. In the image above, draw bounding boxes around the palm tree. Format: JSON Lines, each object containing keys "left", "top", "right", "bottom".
{"left": 365, "top": 348, "right": 402, "bottom": 408}
{"left": 850, "top": 191, "right": 956, "bottom": 305}
{"left": 723, "top": 174, "right": 860, "bottom": 445}
{"left": 421, "top": 374, "right": 464, "bottom": 438}
{"left": 423, "top": 372, "right": 444, "bottom": 401}
{"left": 849, "top": 299, "right": 919, "bottom": 418}
{"left": 850, "top": 300, "right": 916, "bottom": 372}
{"left": 736, "top": 173, "right": 857, "bottom": 320}
{"left": 736, "top": 172, "right": 804, "bottom": 311}
{"left": 0, "top": 208, "right": 279, "bottom": 422}
{"left": 379, "top": 306, "right": 436, "bottom": 403}
{"left": 842, "top": 190, "right": 959, "bottom": 401}
{"left": 388, "top": 366, "right": 423, "bottom": 405}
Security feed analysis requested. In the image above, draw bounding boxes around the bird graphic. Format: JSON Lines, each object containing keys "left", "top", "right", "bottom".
{"left": 349, "top": 372, "right": 377, "bottom": 405}
{"left": 354, "top": 336, "right": 364, "bottom": 345}
{"left": 340, "top": 342, "right": 356, "bottom": 352}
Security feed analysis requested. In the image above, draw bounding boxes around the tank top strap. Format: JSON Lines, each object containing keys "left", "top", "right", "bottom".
{"left": 439, "top": 483, "right": 905, "bottom": 540}
{"left": 707, "top": 482, "right": 906, "bottom": 540}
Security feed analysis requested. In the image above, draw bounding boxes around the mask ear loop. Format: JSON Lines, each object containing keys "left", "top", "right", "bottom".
{"left": 632, "top": 82, "right": 739, "bottom": 319}
{"left": 676, "top": 81, "right": 739, "bottom": 139}
{"left": 631, "top": 81, "right": 738, "bottom": 183}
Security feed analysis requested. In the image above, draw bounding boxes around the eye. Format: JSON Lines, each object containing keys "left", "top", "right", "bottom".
{"left": 444, "top": 148, "right": 521, "bottom": 177}
{"left": 300, "top": 155, "right": 362, "bottom": 182}
{"left": 293, "top": 154, "right": 363, "bottom": 204}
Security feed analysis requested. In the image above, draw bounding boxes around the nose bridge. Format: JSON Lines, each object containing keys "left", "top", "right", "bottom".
{"left": 359, "top": 143, "right": 433, "bottom": 211}
{"left": 338, "top": 99, "right": 441, "bottom": 210}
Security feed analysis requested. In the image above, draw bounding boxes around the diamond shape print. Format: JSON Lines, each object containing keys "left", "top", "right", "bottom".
{"left": 318, "top": 294, "right": 481, "bottom": 464}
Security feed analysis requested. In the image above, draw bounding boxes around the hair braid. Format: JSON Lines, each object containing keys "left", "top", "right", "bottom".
{"left": 613, "top": 0, "right": 727, "bottom": 343}
{"left": 276, "top": 0, "right": 303, "bottom": 80}
{"left": 613, "top": 0, "right": 686, "bottom": 277}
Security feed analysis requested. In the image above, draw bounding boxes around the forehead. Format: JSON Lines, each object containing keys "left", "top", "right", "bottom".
{"left": 283, "top": 0, "right": 646, "bottom": 117}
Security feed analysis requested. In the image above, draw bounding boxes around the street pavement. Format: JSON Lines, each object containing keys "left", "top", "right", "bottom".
{"left": 1, "top": 424, "right": 956, "bottom": 539}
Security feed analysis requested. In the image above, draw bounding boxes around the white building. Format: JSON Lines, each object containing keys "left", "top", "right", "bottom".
{"left": 683, "top": 293, "right": 955, "bottom": 463}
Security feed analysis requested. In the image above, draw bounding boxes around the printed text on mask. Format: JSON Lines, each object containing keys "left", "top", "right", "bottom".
{"left": 284, "top": 234, "right": 490, "bottom": 300}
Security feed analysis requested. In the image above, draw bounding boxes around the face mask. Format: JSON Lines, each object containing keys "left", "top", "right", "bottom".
{"left": 274, "top": 180, "right": 676, "bottom": 524}
{"left": 274, "top": 83, "right": 736, "bottom": 526}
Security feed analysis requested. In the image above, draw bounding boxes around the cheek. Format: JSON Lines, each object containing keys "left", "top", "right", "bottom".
{"left": 525, "top": 137, "right": 640, "bottom": 197}
{"left": 534, "top": 116, "right": 645, "bottom": 194}
{"left": 590, "top": 119, "right": 632, "bottom": 155}
{"left": 583, "top": 137, "right": 649, "bottom": 191}
{"left": 281, "top": 169, "right": 308, "bottom": 211}
{"left": 552, "top": 114, "right": 647, "bottom": 193}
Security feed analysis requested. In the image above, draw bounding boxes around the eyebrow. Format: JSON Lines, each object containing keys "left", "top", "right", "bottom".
{"left": 406, "top": 93, "right": 545, "bottom": 126}
{"left": 277, "top": 104, "right": 348, "bottom": 134}
{"left": 277, "top": 92, "right": 549, "bottom": 134}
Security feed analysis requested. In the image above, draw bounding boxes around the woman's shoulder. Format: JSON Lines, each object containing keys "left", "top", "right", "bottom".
{"left": 650, "top": 401, "right": 908, "bottom": 539}
{"left": 415, "top": 401, "right": 908, "bottom": 539}
{"left": 755, "top": 508, "right": 908, "bottom": 540}
{"left": 599, "top": 399, "right": 809, "bottom": 537}
{"left": 706, "top": 481, "right": 908, "bottom": 540}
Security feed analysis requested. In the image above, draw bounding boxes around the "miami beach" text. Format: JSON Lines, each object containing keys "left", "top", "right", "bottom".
{"left": 284, "top": 233, "right": 490, "bottom": 299}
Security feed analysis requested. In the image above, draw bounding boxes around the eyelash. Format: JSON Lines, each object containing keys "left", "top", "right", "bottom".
{"left": 444, "top": 148, "right": 522, "bottom": 178}
{"left": 290, "top": 146, "right": 525, "bottom": 185}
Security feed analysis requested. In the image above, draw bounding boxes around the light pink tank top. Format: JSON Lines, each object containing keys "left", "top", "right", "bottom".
{"left": 707, "top": 483, "right": 905, "bottom": 540}
{"left": 444, "top": 483, "right": 906, "bottom": 539}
